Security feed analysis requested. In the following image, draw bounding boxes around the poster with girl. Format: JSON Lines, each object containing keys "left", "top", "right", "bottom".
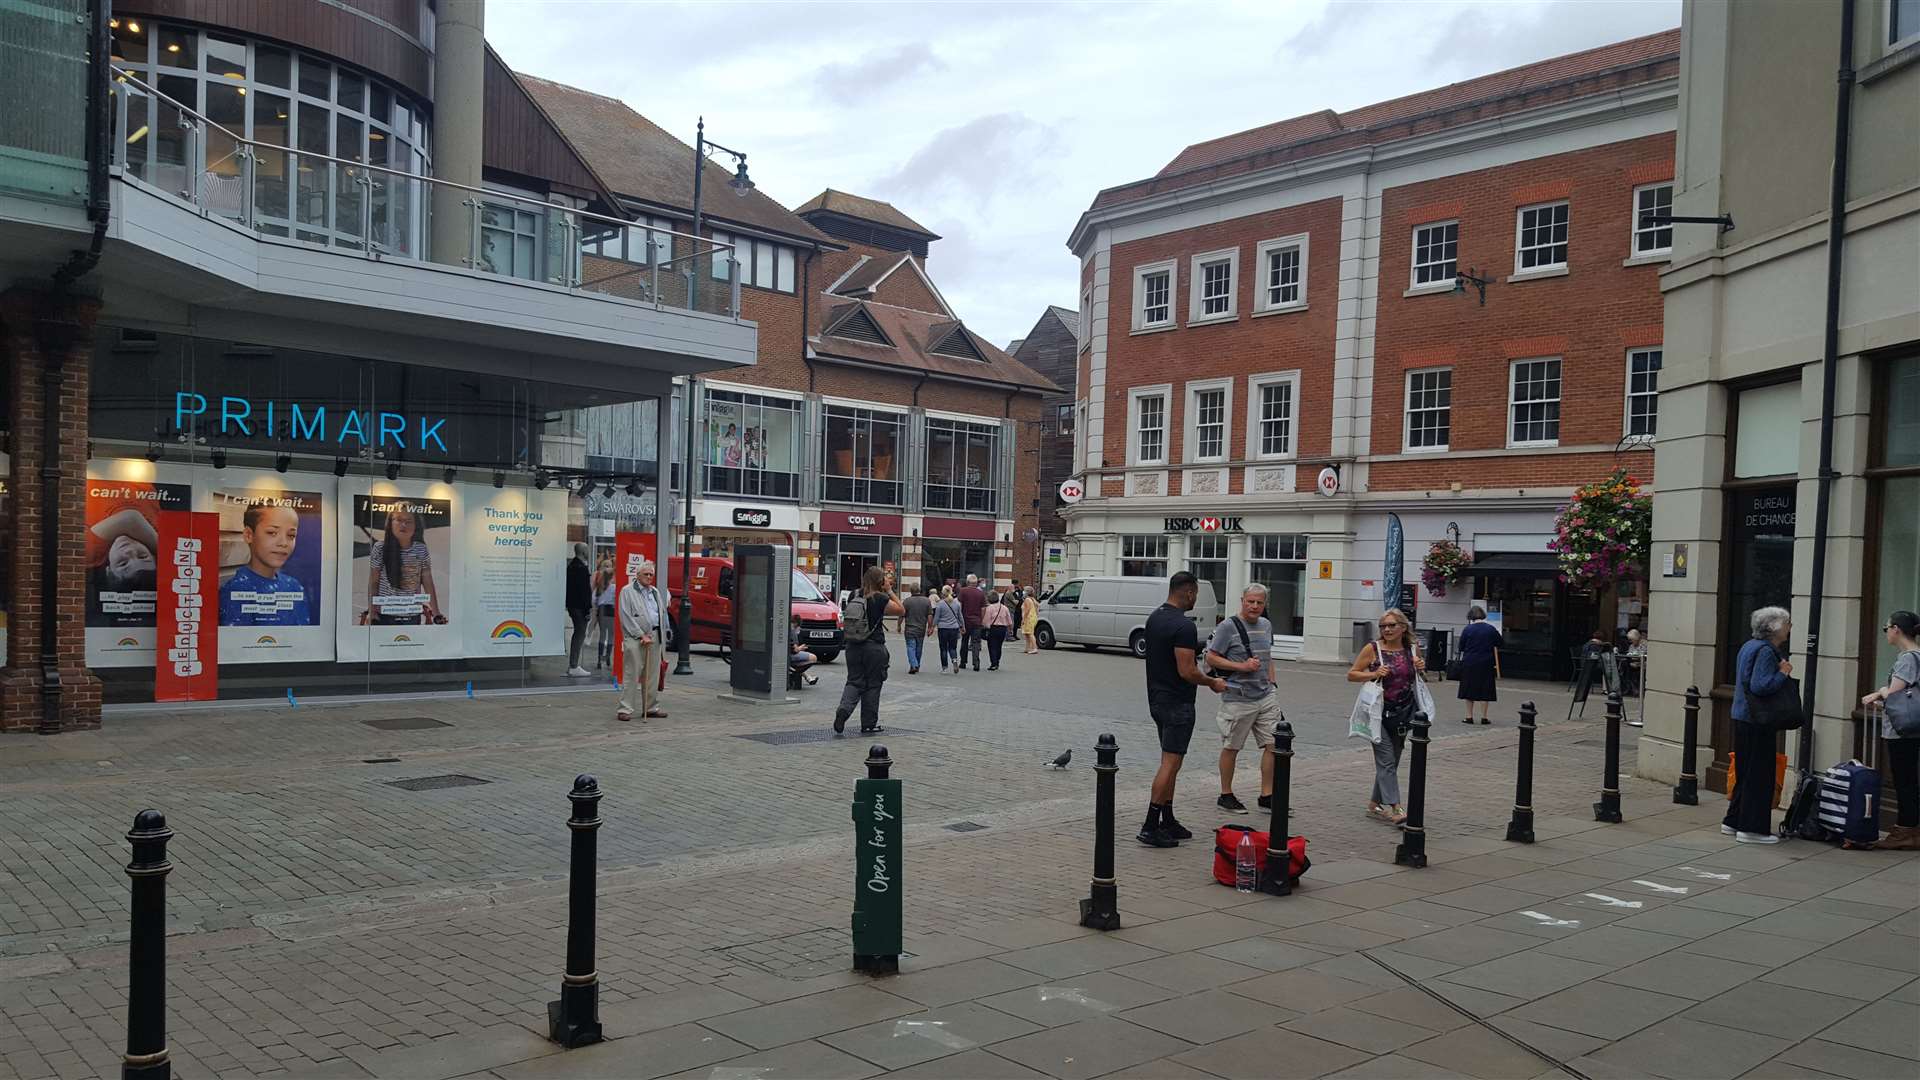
{"left": 335, "top": 479, "right": 460, "bottom": 661}
{"left": 85, "top": 476, "right": 191, "bottom": 666}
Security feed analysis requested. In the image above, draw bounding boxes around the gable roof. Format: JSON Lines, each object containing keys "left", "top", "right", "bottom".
{"left": 1045, "top": 305, "right": 1080, "bottom": 337}
{"left": 518, "top": 75, "right": 834, "bottom": 246}
{"left": 481, "top": 47, "right": 625, "bottom": 213}
{"left": 796, "top": 189, "right": 940, "bottom": 239}
{"left": 814, "top": 299, "right": 1060, "bottom": 394}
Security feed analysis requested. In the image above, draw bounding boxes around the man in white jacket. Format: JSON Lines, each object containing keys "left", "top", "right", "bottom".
{"left": 617, "top": 559, "right": 668, "bottom": 720}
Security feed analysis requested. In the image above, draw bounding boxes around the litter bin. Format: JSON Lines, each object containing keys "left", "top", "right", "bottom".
{"left": 1424, "top": 628, "right": 1452, "bottom": 678}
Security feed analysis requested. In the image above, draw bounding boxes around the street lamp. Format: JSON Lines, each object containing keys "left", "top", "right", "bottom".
{"left": 677, "top": 117, "right": 755, "bottom": 676}
{"left": 1452, "top": 267, "right": 1494, "bottom": 306}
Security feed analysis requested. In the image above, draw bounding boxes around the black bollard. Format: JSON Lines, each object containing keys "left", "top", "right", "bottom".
{"left": 1505, "top": 702, "right": 1537, "bottom": 844}
{"left": 1259, "top": 718, "right": 1296, "bottom": 895}
{"left": 1674, "top": 685, "right": 1701, "bottom": 805}
{"left": 1594, "top": 692, "right": 1624, "bottom": 823}
{"left": 124, "top": 811, "right": 173, "bottom": 1080}
{"left": 1393, "top": 713, "right": 1430, "bottom": 869}
{"left": 852, "top": 746, "right": 902, "bottom": 973}
{"left": 1079, "top": 734, "right": 1121, "bottom": 929}
{"left": 548, "top": 775, "right": 604, "bottom": 1048}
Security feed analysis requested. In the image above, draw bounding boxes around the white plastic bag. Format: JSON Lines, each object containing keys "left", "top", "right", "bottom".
{"left": 1349, "top": 680, "right": 1384, "bottom": 744}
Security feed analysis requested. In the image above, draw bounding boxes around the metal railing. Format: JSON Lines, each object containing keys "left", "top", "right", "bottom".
{"left": 108, "top": 67, "right": 742, "bottom": 319}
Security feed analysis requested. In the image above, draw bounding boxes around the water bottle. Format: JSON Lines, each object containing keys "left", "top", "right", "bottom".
{"left": 1235, "top": 831, "right": 1257, "bottom": 893}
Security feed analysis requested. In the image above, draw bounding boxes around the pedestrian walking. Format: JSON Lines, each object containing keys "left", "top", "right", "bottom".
{"left": 1456, "top": 606, "right": 1501, "bottom": 725}
{"left": 1004, "top": 580, "right": 1025, "bottom": 643}
{"left": 1727, "top": 606, "right": 1794, "bottom": 844}
{"left": 1347, "top": 608, "right": 1425, "bottom": 826}
{"left": 1020, "top": 589, "right": 1040, "bottom": 654}
{"left": 833, "top": 566, "right": 904, "bottom": 735}
{"left": 1138, "top": 572, "right": 1227, "bottom": 848}
{"left": 1862, "top": 610, "right": 1920, "bottom": 850}
{"left": 616, "top": 560, "right": 668, "bottom": 721}
{"left": 934, "top": 585, "right": 963, "bottom": 673}
{"left": 565, "top": 543, "right": 593, "bottom": 677}
{"left": 957, "top": 574, "right": 987, "bottom": 673}
{"left": 901, "top": 584, "right": 933, "bottom": 675}
{"left": 592, "top": 556, "right": 617, "bottom": 670}
{"left": 982, "top": 590, "right": 1013, "bottom": 670}
{"left": 1207, "top": 584, "right": 1281, "bottom": 815}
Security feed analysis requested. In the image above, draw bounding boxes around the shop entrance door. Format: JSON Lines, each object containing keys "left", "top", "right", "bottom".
{"left": 835, "top": 534, "right": 882, "bottom": 601}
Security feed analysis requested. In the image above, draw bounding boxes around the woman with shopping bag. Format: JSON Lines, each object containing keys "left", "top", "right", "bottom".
{"left": 1347, "top": 608, "right": 1428, "bottom": 826}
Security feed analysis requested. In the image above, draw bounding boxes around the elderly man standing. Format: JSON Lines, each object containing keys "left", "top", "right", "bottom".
{"left": 617, "top": 559, "right": 669, "bottom": 721}
{"left": 1207, "top": 583, "right": 1282, "bottom": 815}
{"left": 957, "top": 573, "right": 987, "bottom": 673}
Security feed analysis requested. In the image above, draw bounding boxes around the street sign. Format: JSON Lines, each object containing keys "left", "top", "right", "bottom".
{"left": 1058, "top": 478, "right": 1084, "bottom": 504}
{"left": 851, "top": 774, "right": 903, "bottom": 971}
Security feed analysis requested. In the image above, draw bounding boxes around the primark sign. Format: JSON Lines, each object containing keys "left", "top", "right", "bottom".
{"left": 1163, "top": 516, "right": 1244, "bottom": 533}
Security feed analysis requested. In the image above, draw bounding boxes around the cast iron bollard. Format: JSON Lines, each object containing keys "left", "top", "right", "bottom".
{"left": 1674, "top": 685, "right": 1702, "bottom": 805}
{"left": 1505, "top": 702, "right": 1538, "bottom": 844}
{"left": 548, "top": 775, "right": 604, "bottom": 1048}
{"left": 1594, "top": 692, "right": 1625, "bottom": 823}
{"left": 1259, "top": 719, "right": 1296, "bottom": 895}
{"left": 852, "top": 745, "right": 902, "bottom": 973}
{"left": 124, "top": 811, "right": 173, "bottom": 1080}
{"left": 1393, "top": 712, "right": 1430, "bottom": 869}
{"left": 1079, "top": 734, "right": 1121, "bottom": 929}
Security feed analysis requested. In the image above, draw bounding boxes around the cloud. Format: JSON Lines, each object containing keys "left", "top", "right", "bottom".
{"left": 877, "top": 113, "right": 1051, "bottom": 206}
{"left": 812, "top": 43, "right": 946, "bottom": 106}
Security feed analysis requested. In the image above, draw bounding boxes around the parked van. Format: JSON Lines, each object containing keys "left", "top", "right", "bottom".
{"left": 664, "top": 556, "right": 845, "bottom": 662}
{"left": 1031, "top": 576, "right": 1220, "bottom": 658}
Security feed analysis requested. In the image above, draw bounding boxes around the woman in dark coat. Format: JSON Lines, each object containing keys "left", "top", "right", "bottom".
{"left": 1456, "top": 606, "right": 1501, "bottom": 724}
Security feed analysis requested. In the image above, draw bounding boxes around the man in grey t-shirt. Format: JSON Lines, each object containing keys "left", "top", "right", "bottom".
{"left": 901, "top": 586, "right": 934, "bottom": 675}
{"left": 1205, "top": 583, "right": 1282, "bottom": 815}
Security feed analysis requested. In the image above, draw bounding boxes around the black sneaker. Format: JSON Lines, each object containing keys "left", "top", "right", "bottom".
{"left": 1161, "top": 817, "right": 1193, "bottom": 841}
{"left": 1217, "top": 793, "right": 1249, "bottom": 815}
{"left": 832, "top": 713, "right": 847, "bottom": 734}
{"left": 1136, "top": 827, "right": 1179, "bottom": 848}
{"left": 1256, "top": 795, "right": 1271, "bottom": 811}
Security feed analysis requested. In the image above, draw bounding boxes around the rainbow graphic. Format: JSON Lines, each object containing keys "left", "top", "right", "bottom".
{"left": 392, "top": 634, "right": 413, "bottom": 642}
{"left": 117, "top": 637, "right": 140, "bottom": 647}
{"left": 490, "top": 620, "right": 533, "bottom": 641}
{"left": 254, "top": 635, "right": 279, "bottom": 646}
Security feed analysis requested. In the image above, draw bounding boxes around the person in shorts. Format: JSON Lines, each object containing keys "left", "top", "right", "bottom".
{"left": 1207, "top": 583, "right": 1281, "bottom": 815}
{"left": 1140, "top": 571, "right": 1227, "bottom": 848}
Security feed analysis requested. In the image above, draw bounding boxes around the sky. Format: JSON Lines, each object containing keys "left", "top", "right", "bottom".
{"left": 489, "top": 0, "right": 1680, "bottom": 350}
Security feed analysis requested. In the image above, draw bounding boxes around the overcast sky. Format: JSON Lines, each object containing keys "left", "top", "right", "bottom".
{"left": 490, "top": 0, "right": 1679, "bottom": 349}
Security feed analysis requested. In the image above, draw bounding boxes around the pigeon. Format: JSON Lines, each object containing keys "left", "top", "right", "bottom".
{"left": 1048, "top": 749, "right": 1072, "bottom": 769}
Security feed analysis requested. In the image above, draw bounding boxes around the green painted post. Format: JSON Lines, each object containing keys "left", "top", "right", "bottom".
{"left": 851, "top": 745, "right": 902, "bottom": 973}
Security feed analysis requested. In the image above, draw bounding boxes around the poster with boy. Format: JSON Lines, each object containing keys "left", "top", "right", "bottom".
{"left": 85, "top": 474, "right": 191, "bottom": 667}
{"left": 208, "top": 476, "right": 334, "bottom": 663}
{"left": 336, "top": 479, "right": 460, "bottom": 661}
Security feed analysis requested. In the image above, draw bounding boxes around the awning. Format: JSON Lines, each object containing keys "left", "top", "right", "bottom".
{"left": 1469, "top": 551, "right": 1561, "bottom": 575}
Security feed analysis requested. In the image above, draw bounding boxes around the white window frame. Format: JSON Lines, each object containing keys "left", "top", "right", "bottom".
{"left": 1183, "top": 377, "right": 1234, "bottom": 464}
{"left": 1513, "top": 201, "right": 1570, "bottom": 274}
{"left": 1253, "top": 234, "right": 1308, "bottom": 314}
{"left": 1631, "top": 182, "right": 1674, "bottom": 257}
{"left": 1625, "top": 347, "right": 1662, "bottom": 442}
{"left": 1507, "top": 357, "right": 1563, "bottom": 449}
{"left": 1128, "top": 383, "right": 1171, "bottom": 466}
{"left": 1131, "top": 259, "right": 1176, "bottom": 332}
{"left": 1079, "top": 283, "right": 1094, "bottom": 351}
{"left": 1244, "top": 370, "right": 1301, "bottom": 461}
{"left": 1403, "top": 367, "right": 1453, "bottom": 454}
{"left": 1891, "top": 0, "right": 1920, "bottom": 49}
{"left": 1187, "top": 247, "right": 1239, "bottom": 324}
{"left": 1410, "top": 220, "right": 1459, "bottom": 291}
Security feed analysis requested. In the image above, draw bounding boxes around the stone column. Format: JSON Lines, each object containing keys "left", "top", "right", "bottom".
{"left": 429, "top": 0, "right": 486, "bottom": 266}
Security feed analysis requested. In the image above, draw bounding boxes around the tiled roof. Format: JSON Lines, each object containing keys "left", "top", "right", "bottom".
{"left": 830, "top": 254, "right": 900, "bottom": 296}
{"left": 1091, "top": 29, "right": 1678, "bottom": 211}
{"left": 518, "top": 75, "right": 834, "bottom": 245}
{"left": 796, "top": 189, "right": 940, "bottom": 239}
{"left": 813, "top": 298, "right": 1061, "bottom": 393}
{"left": 1046, "top": 305, "right": 1080, "bottom": 337}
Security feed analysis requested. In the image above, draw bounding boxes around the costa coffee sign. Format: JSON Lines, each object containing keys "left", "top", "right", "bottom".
{"left": 732, "top": 507, "right": 773, "bottom": 528}
{"left": 1163, "top": 515, "right": 1244, "bottom": 533}
{"left": 820, "top": 510, "right": 904, "bottom": 535}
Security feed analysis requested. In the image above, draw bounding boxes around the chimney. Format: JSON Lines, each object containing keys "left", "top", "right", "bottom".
{"left": 430, "top": 0, "right": 485, "bottom": 265}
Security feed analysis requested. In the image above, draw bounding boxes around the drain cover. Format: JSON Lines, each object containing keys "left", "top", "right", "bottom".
{"left": 363, "top": 716, "right": 452, "bottom": 731}
{"left": 735, "top": 728, "right": 917, "bottom": 746}
{"left": 944, "top": 821, "right": 988, "bottom": 833}
{"left": 385, "top": 774, "right": 489, "bottom": 790}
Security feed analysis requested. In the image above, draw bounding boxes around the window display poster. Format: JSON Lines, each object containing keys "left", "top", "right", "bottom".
{"left": 337, "top": 480, "right": 460, "bottom": 661}
{"left": 705, "top": 398, "right": 795, "bottom": 472}
{"left": 85, "top": 476, "right": 191, "bottom": 666}
{"left": 207, "top": 474, "right": 335, "bottom": 664}
{"left": 154, "top": 510, "right": 219, "bottom": 702}
{"left": 460, "top": 485, "right": 567, "bottom": 657}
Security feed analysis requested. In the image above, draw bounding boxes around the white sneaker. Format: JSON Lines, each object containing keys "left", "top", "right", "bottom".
{"left": 567, "top": 666, "right": 590, "bottom": 677}
{"left": 1720, "top": 824, "right": 1737, "bottom": 835}
{"left": 1736, "top": 831, "right": 1781, "bottom": 845}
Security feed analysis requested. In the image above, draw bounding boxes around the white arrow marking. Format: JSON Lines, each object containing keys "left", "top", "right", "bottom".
{"left": 1581, "top": 893, "right": 1645, "bottom": 909}
{"left": 1633, "top": 880, "right": 1690, "bottom": 895}
{"left": 1520, "top": 910, "right": 1582, "bottom": 929}
{"left": 893, "top": 1021, "right": 974, "bottom": 1050}
{"left": 1036, "top": 987, "right": 1117, "bottom": 1012}
{"left": 1678, "top": 866, "right": 1734, "bottom": 881}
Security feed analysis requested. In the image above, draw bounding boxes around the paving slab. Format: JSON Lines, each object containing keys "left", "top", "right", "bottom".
{"left": 884, "top": 1048, "right": 1048, "bottom": 1079}
{"left": 1388, "top": 925, "right": 1540, "bottom": 967}
{"left": 664, "top": 1038, "right": 881, "bottom": 1080}
{"left": 1435, "top": 951, "right": 1610, "bottom": 1001}
{"left": 699, "top": 986, "right": 924, "bottom": 1050}
{"left": 1598, "top": 951, "right": 1771, "bottom": 1001}
{"left": 1680, "top": 980, "right": 1859, "bottom": 1041}
{"left": 1219, "top": 896, "right": 1362, "bottom": 929}
{"left": 881, "top": 958, "right": 1045, "bottom": 1009}
{"left": 1282, "top": 1009, "right": 1439, "bottom": 1055}
{"left": 1578, "top": 1017, "right": 1791, "bottom": 1080}
{"left": 345, "top": 1023, "right": 560, "bottom": 1080}
{"left": 1536, "top": 924, "right": 1692, "bottom": 968}
{"left": 1683, "top": 929, "right": 1828, "bottom": 968}
{"left": 1739, "top": 908, "right": 1882, "bottom": 946}
{"left": 1424, "top": 981, "right": 1525, "bottom": 1019}
{"left": 1505, "top": 982, "right": 1693, "bottom": 1039}
{"left": 1342, "top": 987, "right": 1472, "bottom": 1033}
{"left": 1322, "top": 1052, "right": 1472, "bottom": 1079}
{"left": 961, "top": 918, "right": 1101, "bottom": 952}
{"left": 1813, "top": 997, "right": 1920, "bottom": 1060}
{"left": 1474, "top": 903, "right": 1614, "bottom": 940}
{"left": 492, "top": 1024, "right": 750, "bottom": 1080}
{"left": 1355, "top": 902, "right": 1479, "bottom": 934}
{"left": 1225, "top": 969, "right": 1379, "bottom": 1013}
{"left": 1118, "top": 987, "right": 1291, "bottom": 1045}
{"left": 1775, "top": 1038, "right": 1920, "bottom": 1079}
{"left": 972, "top": 974, "right": 1175, "bottom": 1028}
{"left": 997, "top": 937, "right": 1167, "bottom": 980}
{"left": 714, "top": 970, "right": 871, "bottom": 1004}
{"left": 1677, "top": 890, "right": 1800, "bottom": 918}
{"left": 1170, "top": 1025, "right": 1371, "bottom": 1079}
{"left": 1609, "top": 902, "right": 1753, "bottom": 939}
{"left": 821, "top": 1003, "right": 1042, "bottom": 1071}
{"left": 1362, "top": 947, "right": 1462, "bottom": 983}
{"left": 984, "top": 1016, "right": 1191, "bottom": 1080}
{"left": 1197, "top": 936, "right": 1336, "bottom": 972}
{"left": 1486, "top": 1015, "right": 1607, "bottom": 1064}
{"left": 595, "top": 984, "right": 758, "bottom": 1036}
{"left": 1106, "top": 952, "right": 1266, "bottom": 995}
{"left": 1397, "top": 1024, "right": 1555, "bottom": 1079}
{"left": 1268, "top": 921, "right": 1403, "bottom": 954}
{"left": 1813, "top": 928, "right": 1920, "bottom": 974}
{"left": 1109, "top": 912, "right": 1276, "bottom": 954}
{"left": 1300, "top": 951, "right": 1411, "bottom": 990}
{"left": 1093, "top": 1059, "right": 1220, "bottom": 1079}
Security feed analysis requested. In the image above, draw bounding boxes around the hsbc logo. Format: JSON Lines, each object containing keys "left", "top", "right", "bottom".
{"left": 1163, "top": 515, "right": 1244, "bottom": 533}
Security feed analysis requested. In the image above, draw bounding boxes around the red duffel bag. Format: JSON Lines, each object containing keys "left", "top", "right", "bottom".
{"left": 1212, "top": 824, "right": 1309, "bottom": 887}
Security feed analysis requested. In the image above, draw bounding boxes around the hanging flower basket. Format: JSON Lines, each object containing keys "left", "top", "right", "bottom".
{"left": 1548, "top": 468, "right": 1652, "bottom": 590}
{"left": 1420, "top": 539, "right": 1473, "bottom": 598}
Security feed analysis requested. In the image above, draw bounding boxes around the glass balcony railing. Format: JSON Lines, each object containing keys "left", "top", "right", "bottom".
{"left": 109, "top": 67, "right": 743, "bottom": 319}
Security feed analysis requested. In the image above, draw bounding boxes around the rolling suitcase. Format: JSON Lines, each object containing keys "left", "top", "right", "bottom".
{"left": 1815, "top": 760, "right": 1880, "bottom": 848}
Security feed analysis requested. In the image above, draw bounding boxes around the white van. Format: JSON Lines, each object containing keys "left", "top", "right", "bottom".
{"left": 1033, "top": 576, "right": 1220, "bottom": 658}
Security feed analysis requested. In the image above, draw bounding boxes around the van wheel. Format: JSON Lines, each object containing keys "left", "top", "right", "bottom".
{"left": 1129, "top": 630, "right": 1148, "bottom": 659}
{"left": 1035, "top": 623, "right": 1057, "bottom": 650}
{"left": 813, "top": 649, "right": 839, "bottom": 664}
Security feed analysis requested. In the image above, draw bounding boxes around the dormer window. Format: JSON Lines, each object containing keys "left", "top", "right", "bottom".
{"left": 929, "top": 325, "right": 987, "bottom": 361}
{"left": 825, "top": 304, "right": 891, "bottom": 346}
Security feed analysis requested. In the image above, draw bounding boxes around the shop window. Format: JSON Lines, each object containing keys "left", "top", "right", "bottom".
{"left": 924, "top": 417, "right": 999, "bottom": 514}
{"left": 1249, "top": 533, "right": 1307, "bottom": 636}
{"left": 822, "top": 405, "right": 904, "bottom": 505}
{"left": 702, "top": 389, "right": 799, "bottom": 499}
{"left": 1121, "top": 534, "right": 1168, "bottom": 578}
{"left": 478, "top": 202, "right": 541, "bottom": 281}
{"left": 1187, "top": 533, "right": 1228, "bottom": 616}
{"left": 1871, "top": 355, "right": 1920, "bottom": 684}
{"left": 1721, "top": 485, "right": 1797, "bottom": 682}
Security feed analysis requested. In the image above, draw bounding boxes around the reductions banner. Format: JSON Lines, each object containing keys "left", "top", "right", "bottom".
{"left": 86, "top": 474, "right": 192, "bottom": 667}
{"left": 207, "top": 473, "right": 334, "bottom": 664}
{"left": 611, "top": 530, "right": 658, "bottom": 685}
{"left": 155, "top": 510, "right": 219, "bottom": 702}
{"left": 460, "top": 485, "right": 567, "bottom": 658}
{"left": 337, "top": 479, "right": 460, "bottom": 662}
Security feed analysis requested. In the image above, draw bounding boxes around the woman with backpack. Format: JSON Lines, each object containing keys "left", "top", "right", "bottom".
{"left": 833, "top": 566, "right": 904, "bottom": 736}
{"left": 1346, "top": 608, "right": 1424, "bottom": 826}
{"left": 1861, "top": 610, "right": 1920, "bottom": 850}
{"left": 934, "top": 585, "right": 964, "bottom": 673}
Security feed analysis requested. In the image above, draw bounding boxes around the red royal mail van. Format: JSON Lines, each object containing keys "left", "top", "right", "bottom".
{"left": 664, "top": 555, "right": 845, "bottom": 662}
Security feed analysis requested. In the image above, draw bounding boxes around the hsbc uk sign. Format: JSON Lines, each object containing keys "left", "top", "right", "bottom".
{"left": 1163, "top": 515, "right": 1244, "bottom": 533}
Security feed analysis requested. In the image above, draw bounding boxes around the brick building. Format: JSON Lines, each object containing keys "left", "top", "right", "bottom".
{"left": 1063, "top": 30, "right": 1677, "bottom": 675}
{"left": 1007, "top": 306, "right": 1080, "bottom": 590}
{"left": 524, "top": 76, "right": 1059, "bottom": 623}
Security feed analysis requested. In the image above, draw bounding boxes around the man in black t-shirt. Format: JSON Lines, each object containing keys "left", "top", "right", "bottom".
{"left": 1140, "top": 571, "right": 1228, "bottom": 848}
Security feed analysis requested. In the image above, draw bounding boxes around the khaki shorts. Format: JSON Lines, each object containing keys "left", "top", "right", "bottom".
{"left": 1218, "top": 694, "right": 1281, "bottom": 750}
